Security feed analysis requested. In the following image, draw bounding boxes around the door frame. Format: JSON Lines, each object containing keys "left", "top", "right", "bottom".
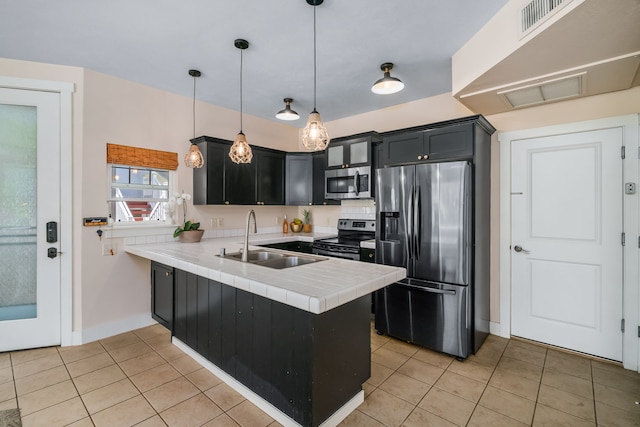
{"left": 499, "top": 114, "right": 639, "bottom": 371}
{"left": 0, "top": 76, "right": 74, "bottom": 347}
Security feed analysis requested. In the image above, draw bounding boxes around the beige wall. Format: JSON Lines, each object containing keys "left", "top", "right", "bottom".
{"left": 2, "top": 56, "right": 639, "bottom": 336}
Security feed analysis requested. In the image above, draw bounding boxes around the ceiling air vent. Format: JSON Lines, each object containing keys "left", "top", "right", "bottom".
{"left": 498, "top": 73, "right": 585, "bottom": 108}
{"left": 521, "top": 0, "right": 568, "bottom": 33}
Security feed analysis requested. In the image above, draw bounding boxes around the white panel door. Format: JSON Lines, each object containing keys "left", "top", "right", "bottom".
{"left": 0, "top": 87, "right": 61, "bottom": 351}
{"left": 511, "top": 128, "right": 623, "bottom": 361}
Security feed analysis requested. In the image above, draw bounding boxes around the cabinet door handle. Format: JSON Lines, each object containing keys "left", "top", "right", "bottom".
{"left": 165, "top": 271, "right": 171, "bottom": 277}
{"left": 225, "top": 201, "right": 230, "bottom": 205}
{"left": 424, "top": 154, "right": 429, "bottom": 159}
{"left": 368, "top": 253, "right": 374, "bottom": 258}
{"left": 418, "top": 155, "right": 422, "bottom": 160}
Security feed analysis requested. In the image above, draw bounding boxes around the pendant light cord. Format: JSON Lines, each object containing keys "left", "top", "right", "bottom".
{"left": 240, "top": 48, "right": 244, "bottom": 132}
{"left": 192, "top": 75, "right": 196, "bottom": 139}
{"left": 313, "top": 4, "right": 317, "bottom": 112}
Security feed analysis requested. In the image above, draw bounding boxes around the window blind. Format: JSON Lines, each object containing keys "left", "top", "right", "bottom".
{"left": 106, "top": 143, "right": 179, "bottom": 171}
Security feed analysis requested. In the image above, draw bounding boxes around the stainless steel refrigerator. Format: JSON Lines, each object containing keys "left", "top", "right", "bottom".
{"left": 375, "top": 161, "right": 487, "bottom": 358}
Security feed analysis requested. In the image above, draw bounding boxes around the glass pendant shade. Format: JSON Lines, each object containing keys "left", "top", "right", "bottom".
{"left": 229, "top": 131, "right": 253, "bottom": 163}
{"left": 371, "top": 63, "right": 404, "bottom": 95}
{"left": 184, "top": 143, "right": 205, "bottom": 168}
{"left": 275, "top": 98, "right": 300, "bottom": 121}
{"left": 302, "top": 110, "right": 329, "bottom": 151}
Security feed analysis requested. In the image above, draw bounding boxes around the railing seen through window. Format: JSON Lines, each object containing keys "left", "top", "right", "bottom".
{"left": 108, "top": 165, "right": 171, "bottom": 223}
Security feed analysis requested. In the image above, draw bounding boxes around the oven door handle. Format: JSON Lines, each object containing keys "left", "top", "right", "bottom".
{"left": 354, "top": 170, "right": 360, "bottom": 196}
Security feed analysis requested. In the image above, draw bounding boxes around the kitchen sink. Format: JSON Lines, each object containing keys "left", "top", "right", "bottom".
{"left": 220, "top": 250, "right": 326, "bottom": 269}
{"left": 225, "top": 250, "right": 284, "bottom": 262}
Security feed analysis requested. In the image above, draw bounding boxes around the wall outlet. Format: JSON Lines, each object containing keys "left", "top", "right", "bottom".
{"left": 276, "top": 216, "right": 282, "bottom": 225}
{"left": 211, "top": 217, "right": 224, "bottom": 227}
{"left": 102, "top": 243, "right": 116, "bottom": 256}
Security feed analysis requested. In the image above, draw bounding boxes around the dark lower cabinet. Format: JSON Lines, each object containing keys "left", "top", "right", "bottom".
{"left": 172, "top": 269, "right": 371, "bottom": 427}
{"left": 260, "top": 241, "right": 313, "bottom": 254}
{"left": 151, "top": 262, "right": 173, "bottom": 330}
{"left": 359, "top": 248, "right": 375, "bottom": 263}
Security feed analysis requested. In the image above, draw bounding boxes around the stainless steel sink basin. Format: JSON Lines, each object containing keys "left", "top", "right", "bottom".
{"left": 225, "top": 250, "right": 284, "bottom": 262}
{"left": 219, "top": 250, "right": 325, "bottom": 269}
{"left": 257, "top": 256, "right": 318, "bottom": 269}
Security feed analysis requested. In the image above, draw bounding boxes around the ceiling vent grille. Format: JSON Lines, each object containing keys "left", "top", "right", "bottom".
{"left": 521, "top": 0, "right": 566, "bottom": 32}
{"left": 498, "top": 72, "right": 585, "bottom": 108}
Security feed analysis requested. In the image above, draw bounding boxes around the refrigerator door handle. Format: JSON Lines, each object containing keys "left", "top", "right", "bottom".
{"left": 397, "top": 282, "right": 457, "bottom": 295}
{"left": 415, "top": 185, "right": 421, "bottom": 259}
{"left": 406, "top": 185, "right": 414, "bottom": 259}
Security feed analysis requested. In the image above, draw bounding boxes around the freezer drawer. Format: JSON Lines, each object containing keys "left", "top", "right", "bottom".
{"left": 374, "top": 279, "right": 470, "bottom": 358}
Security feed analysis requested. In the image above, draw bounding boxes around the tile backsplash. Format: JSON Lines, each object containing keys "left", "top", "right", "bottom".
{"left": 340, "top": 199, "right": 376, "bottom": 220}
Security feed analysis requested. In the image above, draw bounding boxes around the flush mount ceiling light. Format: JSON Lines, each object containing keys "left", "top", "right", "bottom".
{"left": 371, "top": 62, "right": 404, "bottom": 95}
{"left": 275, "top": 98, "right": 300, "bottom": 121}
{"left": 229, "top": 39, "right": 253, "bottom": 164}
{"left": 184, "top": 69, "right": 205, "bottom": 168}
{"left": 301, "top": 0, "right": 330, "bottom": 151}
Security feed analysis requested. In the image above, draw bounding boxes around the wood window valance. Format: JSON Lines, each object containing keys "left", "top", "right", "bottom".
{"left": 106, "top": 143, "right": 179, "bottom": 170}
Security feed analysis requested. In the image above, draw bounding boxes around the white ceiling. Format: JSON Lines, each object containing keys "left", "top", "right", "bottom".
{"left": 0, "top": 0, "right": 508, "bottom": 127}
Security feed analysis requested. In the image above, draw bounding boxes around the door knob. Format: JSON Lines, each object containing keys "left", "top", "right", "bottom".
{"left": 47, "top": 247, "right": 62, "bottom": 258}
{"left": 514, "top": 245, "right": 530, "bottom": 254}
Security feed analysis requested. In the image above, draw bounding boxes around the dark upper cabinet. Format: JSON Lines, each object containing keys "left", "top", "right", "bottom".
{"left": 224, "top": 154, "right": 257, "bottom": 205}
{"left": 255, "top": 148, "right": 285, "bottom": 205}
{"left": 151, "top": 261, "right": 173, "bottom": 330}
{"left": 285, "top": 152, "right": 339, "bottom": 206}
{"left": 192, "top": 136, "right": 284, "bottom": 205}
{"left": 325, "top": 132, "right": 382, "bottom": 169}
{"left": 381, "top": 123, "right": 474, "bottom": 167}
{"left": 286, "top": 153, "right": 313, "bottom": 206}
{"left": 382, "top": 132, "right": 424, "bottom": 166}
{"left": 193, "top": 137, "right": 227, "bottom": 205}
{"left": 313, "top": 152, "right": 339, "bottom": 205}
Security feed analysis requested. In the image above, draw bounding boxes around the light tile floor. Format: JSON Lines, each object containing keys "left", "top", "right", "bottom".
{"left": 1, "top": 323, "right": 639, "bottom": 426}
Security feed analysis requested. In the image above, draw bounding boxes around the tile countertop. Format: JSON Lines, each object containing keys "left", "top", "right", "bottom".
{"left": 360, "top": 239, "right": 375, "bottom": 249}
{"left": 125, "top": 233, "right": 405, "bottom": 315}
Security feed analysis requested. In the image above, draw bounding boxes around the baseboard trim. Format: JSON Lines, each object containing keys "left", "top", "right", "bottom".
{"left": 490, "top": 321, "right": 507, "bottom": 338}
{"left": 70, "top": 313, "right": 156, "bottom": 345}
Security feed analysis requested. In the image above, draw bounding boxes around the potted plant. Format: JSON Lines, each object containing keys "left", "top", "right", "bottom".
{"left": 169, "top": 192, "right": 204, "bottom": 242}
{"left": 302, "top": 209, "right": 312, "bottom": 233}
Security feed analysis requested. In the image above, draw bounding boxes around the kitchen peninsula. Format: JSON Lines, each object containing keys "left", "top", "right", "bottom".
{"left": 125, "top": 234, "right": 406, "bottom": 427}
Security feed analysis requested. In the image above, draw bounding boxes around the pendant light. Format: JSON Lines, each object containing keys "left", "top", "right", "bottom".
{"left": 275, "top": 98, "right": 300, "bottom": 121}
{"left": 229, "top": 39, "right": 253, "bottom": 164}
{"left": 371, "top": 62, "right": 404, "bottom": 95}
{"left": 301, "top": 0, "right": 329, "bottom": 151}
{"left": 184, "top": 69, "right": 205, "bottom": 168}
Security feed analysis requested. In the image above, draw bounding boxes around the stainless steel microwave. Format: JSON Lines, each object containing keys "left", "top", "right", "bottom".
{"left": 325, "top": 166, "right": 372, "bottom": 199}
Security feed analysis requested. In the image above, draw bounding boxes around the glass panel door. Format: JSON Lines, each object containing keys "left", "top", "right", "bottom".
{"left": 0, "top": 87, "right": 61, "bottom": 351}
{"left": 0, "top": 104, "right": 37, "bottom": 321}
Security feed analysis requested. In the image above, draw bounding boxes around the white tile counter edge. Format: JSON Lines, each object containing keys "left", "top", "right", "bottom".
{"left": 360, "top": 239, "right": 375, "bottom": 249}
{"left": 124, "top": 233, "right": 405, "bottom": 314}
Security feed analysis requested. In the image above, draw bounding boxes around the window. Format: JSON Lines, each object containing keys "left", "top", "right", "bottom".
{"left": 108, "top": 164, "right": 173, "bottom": 224}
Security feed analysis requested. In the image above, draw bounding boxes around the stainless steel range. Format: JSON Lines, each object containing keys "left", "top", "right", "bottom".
{"left": 312, "top": 219, "right": 376, "bottom": 260}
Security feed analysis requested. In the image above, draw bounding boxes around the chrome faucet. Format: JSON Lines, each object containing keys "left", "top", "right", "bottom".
{"left": 242, "top": 209, "right": 257, "bottom": 262}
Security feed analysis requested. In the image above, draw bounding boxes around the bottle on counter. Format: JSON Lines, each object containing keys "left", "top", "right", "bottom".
{"left": 283, "top": 215, "right": 289, "bottom": 233}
